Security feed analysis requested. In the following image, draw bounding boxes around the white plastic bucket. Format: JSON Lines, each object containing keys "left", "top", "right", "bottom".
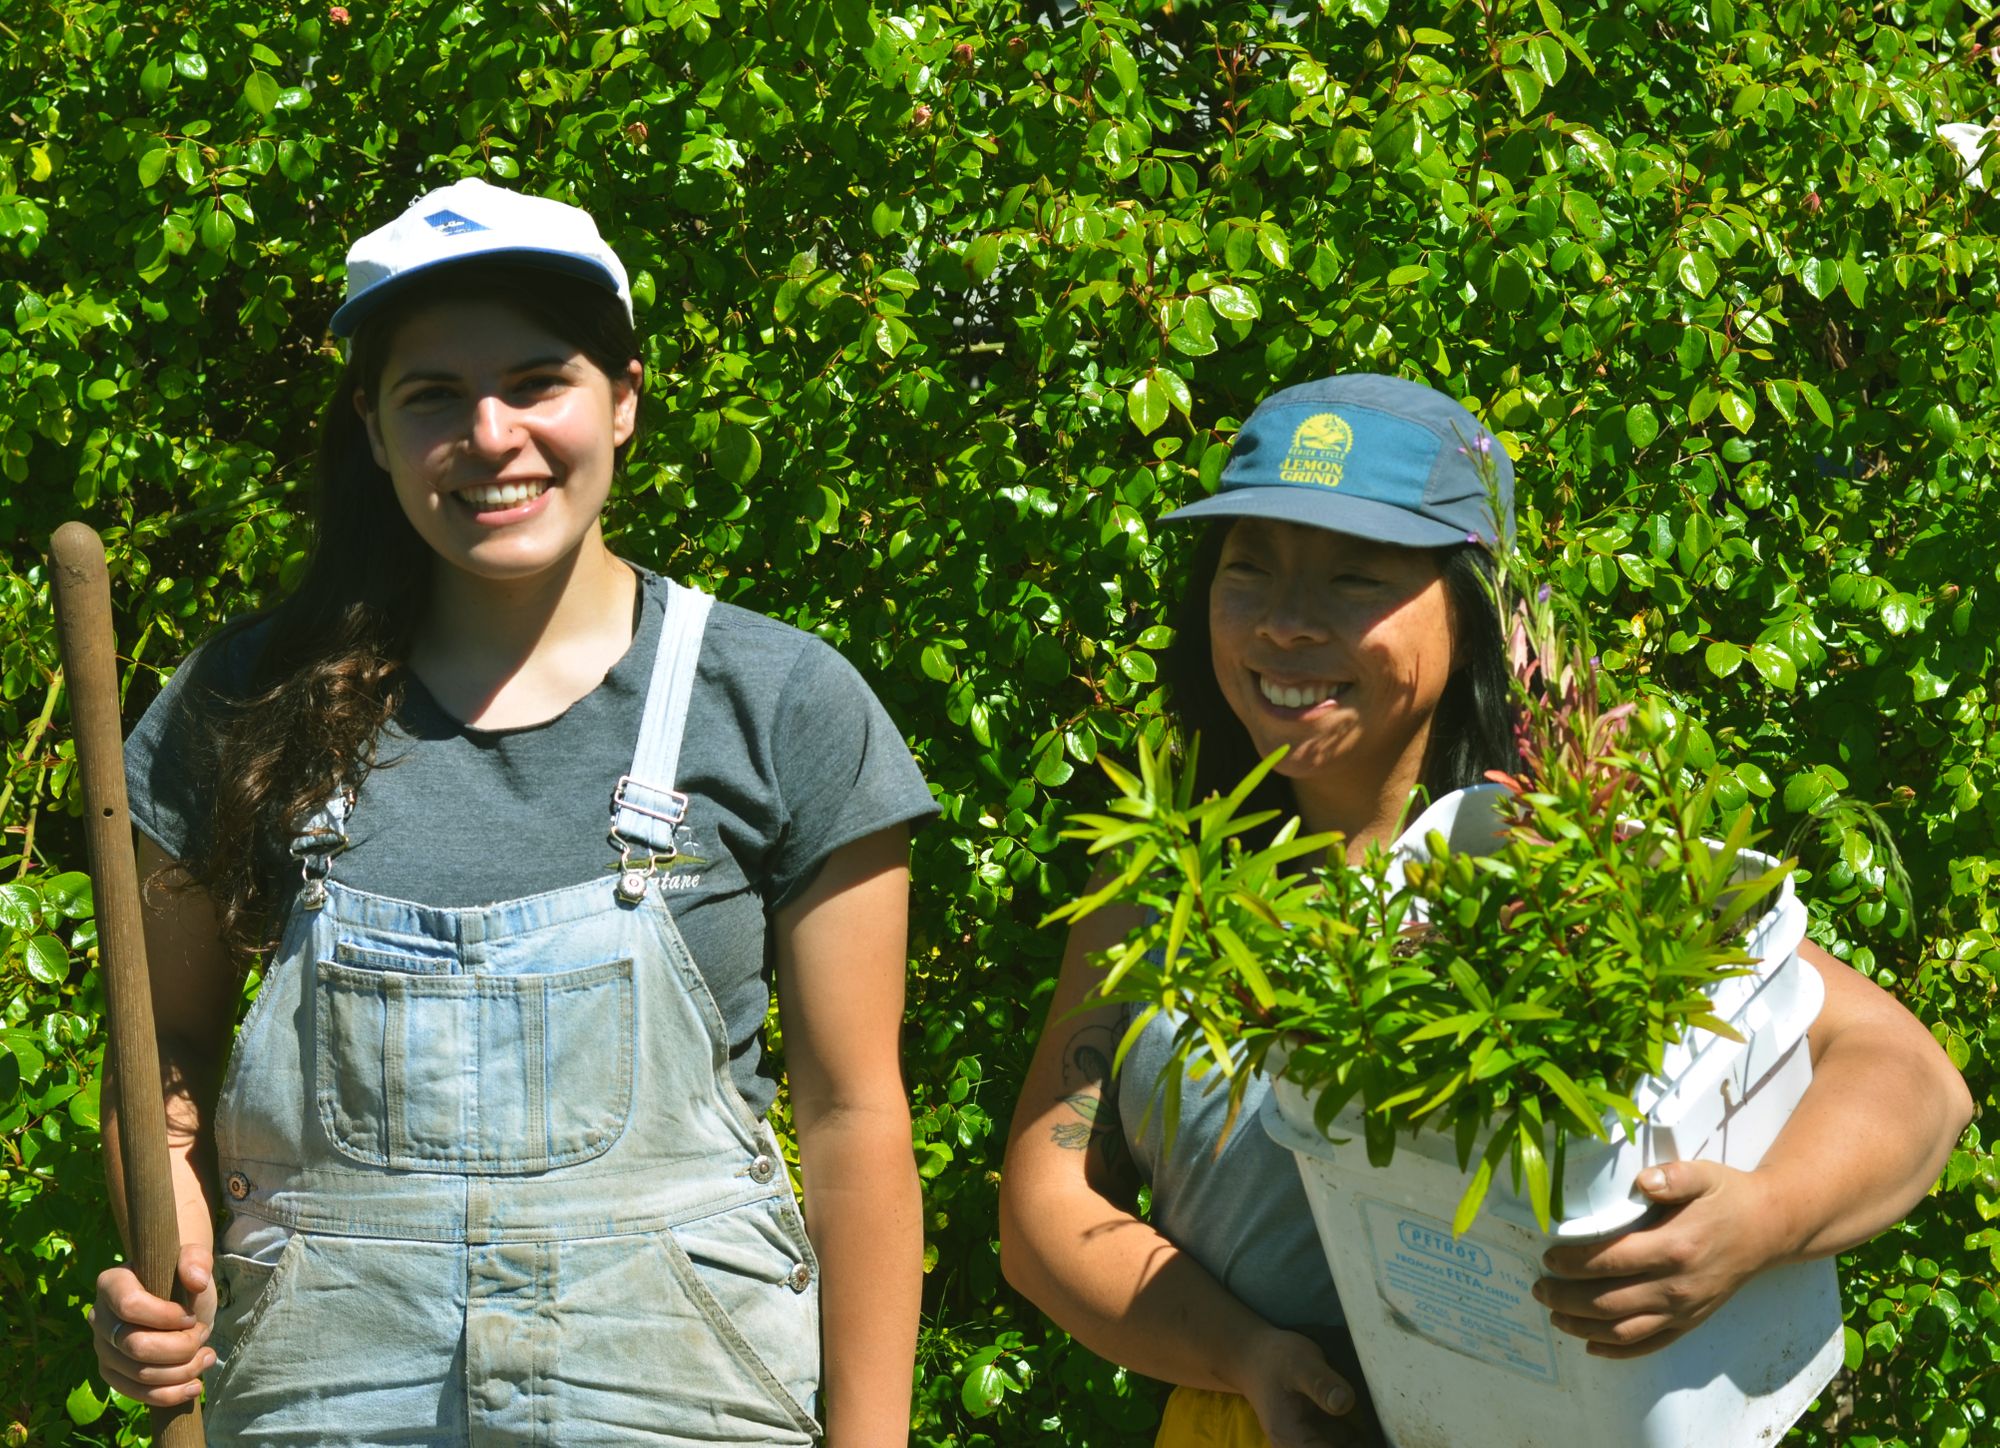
{"left": 1261, "top": 785, "right": 1844, "bottom": 1448}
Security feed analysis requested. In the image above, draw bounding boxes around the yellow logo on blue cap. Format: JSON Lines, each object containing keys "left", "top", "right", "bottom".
{"left": 1278, "top": 412, "right": 1354, "bottom": 488}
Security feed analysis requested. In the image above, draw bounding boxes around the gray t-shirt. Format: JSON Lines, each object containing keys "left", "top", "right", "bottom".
{"left": 124, "top": 569, "right": 937, "bottom": 1115}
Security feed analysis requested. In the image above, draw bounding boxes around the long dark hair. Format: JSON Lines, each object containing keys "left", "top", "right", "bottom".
{"left": 187, "top": 261, "right": 640, "bottom": 958}
{"left": 1162, "top": 521, "right": 1518, "bottom": 835}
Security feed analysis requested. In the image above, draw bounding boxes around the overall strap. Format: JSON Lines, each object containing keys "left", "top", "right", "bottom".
{"left": 289, "top": 788, "right": 353, "bottom": 911}
{"left": 609, "top": 579, "right": 713, "bottom": 902}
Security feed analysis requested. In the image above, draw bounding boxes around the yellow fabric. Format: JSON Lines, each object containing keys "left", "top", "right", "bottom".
{"left": 1154, "top": 1386, "right": 1271, "bottom": 1448}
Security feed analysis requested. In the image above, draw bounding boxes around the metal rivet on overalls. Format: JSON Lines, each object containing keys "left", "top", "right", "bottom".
{"left": 226, "top": 1171, "right": 250, "bottom": 1200}
{"left": 216, "top": 1271, "right": 233, "bottom": 1310}
{"left": 300, "top": 878, "right": 327, "bottom": 910}
{"left": 788, "top": 1262, "right": 813, "bottom": 1293}
{"left": 616, "top": 868, "right": 649, "bottom": 903}
{"left": 748, "top": 1154, "right": 775, "bottom": 1184}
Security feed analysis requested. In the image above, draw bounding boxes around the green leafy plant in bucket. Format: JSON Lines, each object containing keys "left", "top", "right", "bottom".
{"left": 1047, "top": 581, "right": 1795, "bottom": 1235}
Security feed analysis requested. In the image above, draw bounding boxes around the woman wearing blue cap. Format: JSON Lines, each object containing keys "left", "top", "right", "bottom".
{"left": 88, "top": 179, "right": 932, "bottom": 1444}
{"left": 999, "top": 375, "right": 1969, "bottom": 1447}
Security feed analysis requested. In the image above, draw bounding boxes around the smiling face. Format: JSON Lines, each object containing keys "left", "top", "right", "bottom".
{"left": 357, "top": 296, "right": 641, "bottom": 585}
{"left": 1208, "top": 518, "right": 1457, "bottom": 834}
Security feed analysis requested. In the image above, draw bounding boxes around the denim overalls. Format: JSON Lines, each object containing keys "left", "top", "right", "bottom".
{"left": 201, "top": 582, "right": 823, "bottom": 1445}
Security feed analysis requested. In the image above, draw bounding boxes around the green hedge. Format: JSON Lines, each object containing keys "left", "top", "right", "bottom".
{"left": 4, "top": 0, "right": 1997, "bottom": 1442}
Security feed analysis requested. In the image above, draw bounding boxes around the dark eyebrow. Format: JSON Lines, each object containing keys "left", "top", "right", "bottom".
{"left": 386, "top": 367, "right": 459, "bottom": 393}
{"left": 386, "top": 354, "right": 576, "bottom": 394}
{"left": 505, "top": 354, "right": 575, "bottom": 375}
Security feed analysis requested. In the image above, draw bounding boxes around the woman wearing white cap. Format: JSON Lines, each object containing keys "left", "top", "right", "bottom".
{"left": 89, "top": 179, "right": 932, "bottom": 1444}
{"left": 998, "top": 375, "right": 1970, "bottom": 1447}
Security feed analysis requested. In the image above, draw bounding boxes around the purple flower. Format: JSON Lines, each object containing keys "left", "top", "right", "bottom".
{"left": 1466, "top": 531, "right": 1481, "bottom": 544}
{"left": 1475, "top": 435, "right": 1493, "bottom": 455}
{"left": 1537, "top": 584, "right": 1551, "bottom": 602}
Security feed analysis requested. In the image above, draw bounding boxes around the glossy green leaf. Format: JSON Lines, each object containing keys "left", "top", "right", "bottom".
{"left": 1782, "top": 770, "right": 1833, "bottom": 814}
{"left": 65, "top": 1379, "right": 108, "bottom": 1426}
{"left": 199, "top": 206, "right": 236, "bottom": 253}
{"left": 1748, "top": 642, "right": 1795, "bottom": 690}
{"left": 244, "top": 69, "right": 280, "bottom": 116}
{"left": 1504, "top": 66, "right": 1544, "bottom": 117}
{"left": 1105, "top": 39, "right": 1138, "bottom": 97}
{"left": 1796, "top": 379, "right": 1833, "bottom": 428}
{"left": 1127, "top": 374, "right": 1168, "bottom": 435}
{"left": 1716, "top": 388, "right": 1753, "bottom": 431}
{"left": 1207, "top": 283, "right": 1259, "bottom": 321}
{"left": 712, "top": 422, "right": 762, "bottom": 485}
{"left": 23, "top": 935, "right": 66, "bottom": 984}
{"left": 0, "top": 884, "right": 38, "bottom": 932}
{"left": 1676, "top": 250, "right": 1719, "bottom": 298}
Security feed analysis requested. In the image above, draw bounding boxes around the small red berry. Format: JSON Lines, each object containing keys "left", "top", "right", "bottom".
{"left": 911, "top": 104, "right": 934, "bottom": 131}
{"left": 329, "top": 4, "right": 350, "bottom": 21}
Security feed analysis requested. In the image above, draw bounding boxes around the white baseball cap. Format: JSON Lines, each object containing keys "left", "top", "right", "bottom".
{"left": 330, "top": 177, "right": 632, "bottom": 337}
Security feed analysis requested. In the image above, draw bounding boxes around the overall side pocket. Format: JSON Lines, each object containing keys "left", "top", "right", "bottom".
{"left": 205, "top": 1229, "right": 305, "bottom": 1406}
{"left": 667, "top": 1196, "right": 823, "bottom": 1436}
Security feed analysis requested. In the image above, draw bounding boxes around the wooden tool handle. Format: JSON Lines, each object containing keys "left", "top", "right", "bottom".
{"left": 50, "top": 523, "right": 205, "bottom": 1446}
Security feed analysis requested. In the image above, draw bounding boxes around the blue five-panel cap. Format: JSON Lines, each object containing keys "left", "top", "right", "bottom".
{"left": 1164, "top": 373, "right": 1515, "bottom": 549}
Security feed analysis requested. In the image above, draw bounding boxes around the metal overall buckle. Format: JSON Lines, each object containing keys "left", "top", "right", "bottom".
{"left": 613, "top": 836, "right": 679, "bottom": 904}
{"left": 291, "top": 787, "right": 354, "bottom": 912}
{"left": 609, "top": 776, "right": 688, "bottom": 903}
{"left": 294, "top": 832, "right": 342, "bottom": 912}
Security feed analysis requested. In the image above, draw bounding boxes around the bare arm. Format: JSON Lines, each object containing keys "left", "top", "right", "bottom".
{"left": 93, "top": 834, "right": 238, "bottom": 1404}
{"left": 1758, "top": 941, "right": 1973, "bottom": 1252}
{"left": 1539, "top": 940, "right": 1974, "bottom": 1356}
{"left": 998, "top": 905, "right": 1355, "bottom": 1446}
{"left": 772, "top": 826, "right": 921, "bottom": 1448}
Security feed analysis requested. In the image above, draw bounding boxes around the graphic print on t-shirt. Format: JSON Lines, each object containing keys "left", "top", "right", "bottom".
{"left": 608, "top": 837, "right": 710, "bottom": 893}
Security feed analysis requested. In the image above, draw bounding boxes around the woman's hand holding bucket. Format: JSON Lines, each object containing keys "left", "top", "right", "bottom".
{"left": 1534, "top": 1159, "right": 1775, "bottom": 1358}
{"left": 1230, "top": 1326, "right": 1363, "bottom": 1447}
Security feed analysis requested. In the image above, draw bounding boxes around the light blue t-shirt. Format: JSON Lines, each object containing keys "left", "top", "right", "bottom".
{"left": 1116, "top": 1004, "right": 1345, "bottom": 1335}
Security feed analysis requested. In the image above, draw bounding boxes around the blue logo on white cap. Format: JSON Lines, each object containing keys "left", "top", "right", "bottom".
{"left": 424, "top": 209, "right": 486, "bottom": 235}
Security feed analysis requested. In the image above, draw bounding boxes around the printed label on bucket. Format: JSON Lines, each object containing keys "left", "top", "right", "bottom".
{"left": 1360, "top": 1196, "right": 1559, "bottom": 1384}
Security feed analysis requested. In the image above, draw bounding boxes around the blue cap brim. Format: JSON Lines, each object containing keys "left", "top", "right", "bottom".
{"left": 1162, "top": 486, "right": 1491, "bottom": 548}
{"left": 330, "top": 248, "right": 625, "bottom": 337}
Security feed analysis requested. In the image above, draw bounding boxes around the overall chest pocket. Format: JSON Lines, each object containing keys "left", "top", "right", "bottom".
{"left": 314, "top": 956, "right": 635, "bottom": 1172}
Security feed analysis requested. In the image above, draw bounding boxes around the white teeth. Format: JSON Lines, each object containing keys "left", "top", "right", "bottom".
{"left": 458, "top": 480, "right": 549, "bottom": 509}
{"left": 1258, "top": 676, "right": 1343, "bottom": 709}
